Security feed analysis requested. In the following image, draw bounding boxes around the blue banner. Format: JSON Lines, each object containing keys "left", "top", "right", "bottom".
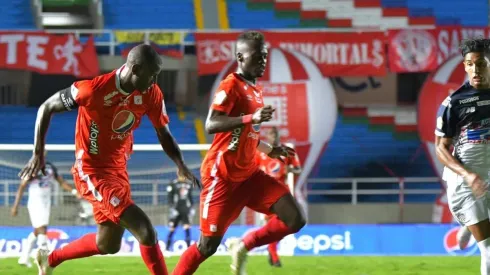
{"left": 0, "top": 224, "right": 479, "bottom": 257}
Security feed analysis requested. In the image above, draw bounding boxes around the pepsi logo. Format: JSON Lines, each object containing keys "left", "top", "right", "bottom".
{"left": 268, "top": 161, "right": 281, "bottom": 174}
{"left": 443, "top": 227, "right": 478, "bottom": 256}
{"left": 47, "top": 228, "right": 69, "bottom": 240}
{"left": 112, "top": 110, "right": 135, "bottom": 134}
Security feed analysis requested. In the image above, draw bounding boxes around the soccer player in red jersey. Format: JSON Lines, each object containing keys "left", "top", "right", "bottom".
{"left": 256, "top": 127, "right": 302, "bottom": 267}
{"left": 18, "top": 44, "right": 200, "bottom": 275}
{"left": 172, "top": 31, "right": 306, "bottom": 275}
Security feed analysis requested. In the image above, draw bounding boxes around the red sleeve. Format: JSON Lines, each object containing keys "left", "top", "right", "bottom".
{"left": 147, "top": 86, "right": 170, "bottom": 128}
{"left": 288, "top": 153, "right": 301, "bottom": 168}
{"left": 211, "top": 80, "right": 237, "bottom": 115}
{"left": 71, "top": 80, "right": 95, "bottom": 107}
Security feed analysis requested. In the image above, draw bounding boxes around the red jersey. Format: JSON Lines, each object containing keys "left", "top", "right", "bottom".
{"left": 201, "top": 73, "right": 264, "bottom": 182}
{"left": 65, "top": 66, "right": 169, "bottom": 175}
{"left": 256, "top": 150, "right": 301, "bottom": 183}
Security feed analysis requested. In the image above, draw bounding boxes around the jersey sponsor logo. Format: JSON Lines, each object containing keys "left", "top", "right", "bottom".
{"left": 248, "top": 132, "right": 259, "bottom": 139}
{"left": 268, "top": 161, "right": 281, "bottom": 174}
{"left": 111, "top": 110, "right": 135, "bottom": 140}
{"left": 228, "top": 113, "right": 245, "bottom": 151}
{"left": 477, "top": 100, "right": 490, "bottom": 106}
{"left": 112, "top": 110, "right": 135, "bottom": 134}
{"left": 465, "top": 107, "right": 475, "bottom": 114}
{"left": 459, "top": 96, "right": 479, "bottom": 104}
{"left": 89, "top": 121, "right": 99, "bottom": 154}
{"left": 104, "top": 90, "right": 118, "bottom": 101}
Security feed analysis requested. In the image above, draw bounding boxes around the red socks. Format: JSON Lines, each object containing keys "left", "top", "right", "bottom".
{"left": 268, "top": 242, "right": 280, "bottom": 263}
{"left": 140, "top": 244, "right": 168, "bottom": 275}
{"left": 48, "top": 233, "right": 102, "bottom": 268}
{"left": 172, "top": 243, "right": 207, "bottom": 275}
{"left": 48, "top": 233, "right": 168, "bottom": 275}
{"left": 243, "top": 215, "right": 296, "bottom": 251}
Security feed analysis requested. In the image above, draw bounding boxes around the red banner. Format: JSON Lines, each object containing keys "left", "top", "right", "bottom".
{"left": 195, "top": 31, "right": 387, "bottom": 77}
{"left": 0, "top": 32, "right": 99, "bottom": 78}
{"left": 388, "top": 27, "right": 490, "bottom": 73}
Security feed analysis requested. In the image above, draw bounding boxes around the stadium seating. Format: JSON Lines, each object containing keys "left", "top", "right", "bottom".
{"left": 308, "top": 108, "right": 438, "bottom": 204}
{"left": 225, "top": 0, "right": 488, "bottom": 29}
{"left": 0, "top": 0, "right": 36, "bottom": 29}
{"left": 0, "top": 106, "right": 199, "bottom": 144}
{"left": 102, "top": 0, "right": 196, "bottom": 29}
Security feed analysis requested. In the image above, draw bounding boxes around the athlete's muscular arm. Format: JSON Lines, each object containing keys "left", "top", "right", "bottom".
{"left": 155, "top": 126, "right": 201, "bottom": 189}
{"left": 55, "top": 175, "right": 80, "bottom": 198}
{"left": 435, "top": 136, "right": 487, "bottom": 196}
{"left": 205, "top": 106, "right": 274, "bottom": 134}
{"left": 11, "top": 179, "right": 29, "bottom": 217}
{"left": 435, "top": 136, "right": 469, "bottom": 177}
{"left": 435, "top": 95, "right": 487, "bottom": 197}
{"left": 288, "top": 166, "right": 302, "bottom": 174}
{"left": 18, "top": 88, "right": 73, "bottom": 180}
{"left": 156, "top": 126, "right": 186, "bottom": 168}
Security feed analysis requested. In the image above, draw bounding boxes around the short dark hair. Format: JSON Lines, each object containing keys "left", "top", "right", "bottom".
{"left": 127, "top": 44, "right": 162, "bottom": 66}
{"left": 460, "top": 37, "right": 490, "bottom": 57}
{"left": 237, "top": 31, "right": 265, "bottom": 44}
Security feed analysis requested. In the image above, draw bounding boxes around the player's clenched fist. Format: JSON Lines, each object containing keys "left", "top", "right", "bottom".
{"left": 252, "top": 105, "right": 275, "bottom": 124}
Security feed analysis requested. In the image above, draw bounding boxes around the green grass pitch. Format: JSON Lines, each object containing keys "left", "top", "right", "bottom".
{"left": 0, "top": 255, "right": 481, "bottom": 274}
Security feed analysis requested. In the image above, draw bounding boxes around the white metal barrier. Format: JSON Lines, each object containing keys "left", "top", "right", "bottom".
{"left": 0, "top": 177, "right": 443, "bottom": 206}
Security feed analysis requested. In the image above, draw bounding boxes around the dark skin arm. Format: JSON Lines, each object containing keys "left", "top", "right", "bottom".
{"left": 435, "top": 136, "right": 487, "bottom": 197}
{"left": 11, "top": 179, "right": 29, "bottom": 217}
{"left": 205, "top": 105, "right": 274, "bottom": 134}
{"left": 18, "top": 89, "right": 70, "bottom": 180}
{"left": 155, "top": 126, "right": 201, "bottom": 189}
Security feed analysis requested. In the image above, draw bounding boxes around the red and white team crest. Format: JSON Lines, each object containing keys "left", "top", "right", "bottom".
{"left": 389, "top": 29, "right": 438, "bottom": 72}
{"left": 209, "top": 48, "right": 338, "bottom": 218}
{"left": 417, "top": 54, "right": 466, "bottom": 223}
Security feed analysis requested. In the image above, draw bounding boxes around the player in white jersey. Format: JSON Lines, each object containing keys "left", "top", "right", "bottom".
{"left": 11, "top": 160, "right": 80, "bottom": 268}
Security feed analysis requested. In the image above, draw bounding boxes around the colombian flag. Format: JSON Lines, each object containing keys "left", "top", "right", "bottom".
{"left": 115, "top": 31, "right": 184, "bottom": 59}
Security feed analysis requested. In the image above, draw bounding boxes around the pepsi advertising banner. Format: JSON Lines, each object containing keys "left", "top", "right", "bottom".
{"left": 0, "top": 224, "right": 479, "bottom": 257}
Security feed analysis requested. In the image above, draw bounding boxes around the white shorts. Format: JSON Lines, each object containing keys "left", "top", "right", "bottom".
{"left": 446, "top": 174, "right": 490, "bottom": 226}
{"left": 27, "top": 200, "right": 51, "bottom": 228}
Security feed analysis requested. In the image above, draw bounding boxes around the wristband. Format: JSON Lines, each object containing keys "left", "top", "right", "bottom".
{"left": 242, "top": 114, "right": 253, "bottom": 124}
{"left": 71, "top": 189, "right": 78, "bottom": 196}
{"left": 258, "top": 141, "right": 273, "bottom": 155}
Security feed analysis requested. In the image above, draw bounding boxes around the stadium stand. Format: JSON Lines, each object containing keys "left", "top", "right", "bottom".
{"left": 102, "top": 0, "right": 196, "bottom": 29}
{"left": 0, "top": 0, "right": 36, "bottom": 29}
{"left": 225, "top": 0, "right": 488, "bottom": 29}
{"left": 0, "top": 106, "right": 199, "bottom": 144}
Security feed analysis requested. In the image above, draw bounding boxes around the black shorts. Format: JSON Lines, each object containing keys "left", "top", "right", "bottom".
{"left": 169, "top": 213, "right": 190, "bottom": 227}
